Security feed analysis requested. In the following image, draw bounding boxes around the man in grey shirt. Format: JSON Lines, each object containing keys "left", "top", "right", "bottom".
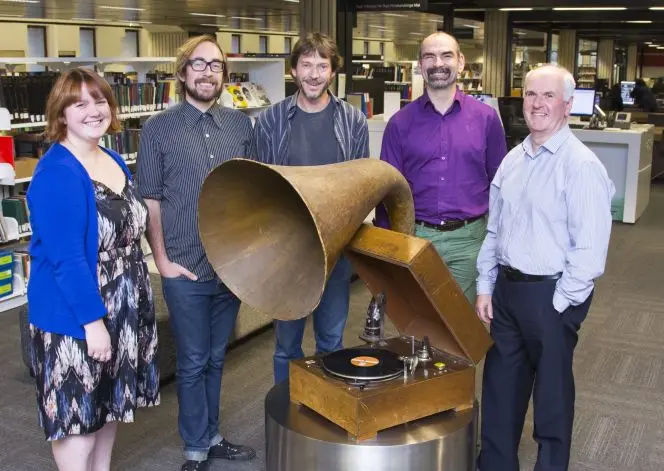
{"left": 253, "top": 32, "right": 369, "bottom": 384}
{"left": 475, "top": 64, "right": 615, "bottom": 471}
{"left": 137, "top": 35, "right": 256, "bottom": 471}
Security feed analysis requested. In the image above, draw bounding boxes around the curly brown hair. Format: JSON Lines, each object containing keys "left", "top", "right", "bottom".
{"left": 290, "top": 32, "right": 343, "bottom": 73}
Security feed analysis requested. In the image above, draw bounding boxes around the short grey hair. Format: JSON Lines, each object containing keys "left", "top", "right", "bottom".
{"left": 525, "top": 64, "right": 576, "bottom": 100}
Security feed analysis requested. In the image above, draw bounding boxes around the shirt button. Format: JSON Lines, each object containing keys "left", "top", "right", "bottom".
{"left": 210, "top": 154, "right": 214, "bottom": 159}
{"left": 440, "top": 177, "right": 445, "bottom": 181}
{"left": 205, "top": 134, "right": 210, "bottom": 138}
{"left": 441, "top": 156, "right": 446, "bottom": 160}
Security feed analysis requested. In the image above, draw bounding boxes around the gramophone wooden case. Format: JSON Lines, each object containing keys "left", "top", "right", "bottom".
{"left": 289, "top": 224, "right": 493, "bottom": 441}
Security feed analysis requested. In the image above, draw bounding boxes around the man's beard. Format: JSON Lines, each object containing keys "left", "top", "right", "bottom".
{"left": 184, "top": 78, "right": 223, "bottom": 103}
{"left": 425, "top": 66, "right": 457, "bottom": 90}
{"left": 296, "top": 76, "right": 331, "bottom": 101}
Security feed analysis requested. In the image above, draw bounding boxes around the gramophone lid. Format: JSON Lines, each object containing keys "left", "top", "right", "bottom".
{"left": 345, "top": 224, "right": 492, "bottom": 366}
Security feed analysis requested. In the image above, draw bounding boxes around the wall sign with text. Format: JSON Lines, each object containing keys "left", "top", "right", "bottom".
{"left": 353, "top": 0, "right": 428, "bottom": 12}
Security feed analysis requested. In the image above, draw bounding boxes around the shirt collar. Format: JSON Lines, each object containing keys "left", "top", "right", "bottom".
{"left": 420, "top": 87, "right": 465, "bottom": 113}
{"left": 180, "top": 100, "right": 225, "bottom": 130}
{"left": 523, "top": 124, "right": 573, "bottom": 158}
{"left": 286, "top": 90, "right": 342, "bottom": 119}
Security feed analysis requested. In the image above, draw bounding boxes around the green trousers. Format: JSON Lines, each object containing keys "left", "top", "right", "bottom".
{"left": 415, "top": 217, "right": 487, "bottom": 305}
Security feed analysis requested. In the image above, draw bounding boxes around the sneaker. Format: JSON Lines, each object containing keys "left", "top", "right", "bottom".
{"left": 208, "top": 438, "right": 256, "bottom": 461}
{"left": 180, "top": 460, "right": 208, "bottom": 471}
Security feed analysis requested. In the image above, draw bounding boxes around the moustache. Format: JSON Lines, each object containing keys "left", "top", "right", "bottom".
{"left": 426, "top": 66, "right": 452, "bottom": 76}
{"left": 195, "top": 79, "right": 218, "bottom": 85}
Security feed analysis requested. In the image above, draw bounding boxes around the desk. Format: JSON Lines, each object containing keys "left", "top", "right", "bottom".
{"left": 367, "top": 117, "right": 654, "bottom": 224}
{"left": 571, "top": 125, "right": 654, "bottom": 223}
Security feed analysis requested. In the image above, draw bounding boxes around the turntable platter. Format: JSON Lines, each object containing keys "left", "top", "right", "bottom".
{"left": 321, "top": 348, "right": 404, "bottom": 382}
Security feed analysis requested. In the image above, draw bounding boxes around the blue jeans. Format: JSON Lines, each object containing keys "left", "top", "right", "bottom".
{"left": 162, "top": 275, "right": 240, "bottom": 462}
{"left": 273, "top": 256, "right": 353, "bottom": 384}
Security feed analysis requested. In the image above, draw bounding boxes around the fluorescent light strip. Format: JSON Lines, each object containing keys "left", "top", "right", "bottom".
{"left": 553, "top": 7, "right": 626, "bottom": 11}
{"left": 499, "top": 8, "right": 533, "bottom": 11}
{"left": 99, "top": 5, "right": 145, "bottom": 11}
{"left": 231, "top": 16, "right": 263, "bottom": 21}
{"left": 1, "top": 0, "right": 40, "bottom": 3}
{"left": 627, "top": 20, "right": 652, "bottom": 23}
{"left": 650, "top": 7, "right": 664, "bottom": 10}
{"left": 463, "top": 24, "right": 480, "bottom": 28}
{"left": 190, "top": 13, "right": 226, "bottom": 18}
{"left": 383, "top": 12, "right": 407, "bottom": 17}
{"left": 283, "top": 0, "right": 299, "bottom": 2}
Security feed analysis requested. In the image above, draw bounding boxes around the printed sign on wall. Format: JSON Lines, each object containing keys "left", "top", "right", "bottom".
{"left": 354, "top": 0, "right": 428, "bottom": 12}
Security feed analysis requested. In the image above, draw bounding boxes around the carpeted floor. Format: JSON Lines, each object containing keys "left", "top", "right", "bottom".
{"left": 2, "top": 183, "right": 664, "bottom": 470}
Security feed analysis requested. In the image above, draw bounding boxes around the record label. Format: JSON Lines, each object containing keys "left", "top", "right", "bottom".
{"left": 350, "top": 356, "right": 379, "bottom": 367}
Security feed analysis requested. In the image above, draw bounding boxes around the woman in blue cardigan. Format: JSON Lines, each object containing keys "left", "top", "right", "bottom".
{"left": 27, "top": 68, "right": 160, "bottom": 471}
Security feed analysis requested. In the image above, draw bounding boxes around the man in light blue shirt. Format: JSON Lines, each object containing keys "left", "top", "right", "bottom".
{"left": 475, "top": 64, "right": 615, "bottom": 471}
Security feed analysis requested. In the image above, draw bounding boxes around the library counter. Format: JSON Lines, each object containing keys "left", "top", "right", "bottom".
{"left": 367, "top": 117, "right": 654, "bottom": 224}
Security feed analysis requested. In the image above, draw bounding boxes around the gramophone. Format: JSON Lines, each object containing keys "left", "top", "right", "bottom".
{"left": 198, "top": 158, "right": 492, "bottom": 441}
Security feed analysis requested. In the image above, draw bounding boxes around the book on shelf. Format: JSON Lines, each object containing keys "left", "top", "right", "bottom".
{"left": 101, "top": 128, "right": 141, "bottom": 161}
{"left": 1, "top": 195, "right": 31, "bottom": 238}
{"left": 222, "top": 82, "right": 271, "bottom": 109}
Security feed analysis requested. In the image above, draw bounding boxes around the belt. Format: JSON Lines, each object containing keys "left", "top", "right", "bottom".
{"left": 415, "top": 215, "right": 484, "bottom": 232}
{"left": 500, "top": 265, "right": 562, "bottom": 282}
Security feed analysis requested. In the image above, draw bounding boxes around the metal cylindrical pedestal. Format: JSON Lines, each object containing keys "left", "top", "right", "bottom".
{"left": 265, "top": 382, "right": 477, "bottom": 471}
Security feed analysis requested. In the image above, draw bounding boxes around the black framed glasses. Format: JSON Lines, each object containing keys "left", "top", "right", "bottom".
{"left": 187, "top": 59, "right": 225, "bottom": 73}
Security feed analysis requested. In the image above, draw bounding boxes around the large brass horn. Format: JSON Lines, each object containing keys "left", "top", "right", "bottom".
{"left": 198, "top": 158, "right": 414, "bottom": 321}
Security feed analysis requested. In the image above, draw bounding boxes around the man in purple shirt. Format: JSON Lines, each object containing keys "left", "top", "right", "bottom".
{"left": 375, "top": 32, "right": 507, "bottom": 304}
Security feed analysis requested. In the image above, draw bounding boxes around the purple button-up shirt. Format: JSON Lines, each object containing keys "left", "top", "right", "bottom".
{"left": 375, "top": 89, "right": 507, "bottom": 228}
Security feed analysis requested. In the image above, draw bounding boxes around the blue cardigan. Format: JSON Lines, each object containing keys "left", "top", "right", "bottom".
{"left": 26, "top": 142, "right": 132, "bottom": 339}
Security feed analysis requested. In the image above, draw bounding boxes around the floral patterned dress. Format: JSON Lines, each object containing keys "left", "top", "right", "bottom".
{"left": 30, "top": 172, "right": 160, "bottom": 441}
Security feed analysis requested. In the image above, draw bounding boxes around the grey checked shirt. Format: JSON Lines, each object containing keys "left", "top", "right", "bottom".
{"left": 137, "top": 101, "right": 256, "bottom": 281}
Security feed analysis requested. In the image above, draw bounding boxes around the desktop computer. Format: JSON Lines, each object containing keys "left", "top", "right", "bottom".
{"left": 569, "top": 88, "right": 596, "bottom": 129}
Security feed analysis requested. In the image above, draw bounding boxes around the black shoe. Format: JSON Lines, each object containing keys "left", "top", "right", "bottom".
{"left": 180, "top": 460, "right": 209, "bottom": 471}
{"left": 208, "top": 438, "right": 256, "bottom": 461}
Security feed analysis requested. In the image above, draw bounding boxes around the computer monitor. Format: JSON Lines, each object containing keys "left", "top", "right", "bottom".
{"left": 570, "top": 88, "right": 596, "bottom": 116}
{"left": 620, "top": 81, "right": 636, "bottom": 105}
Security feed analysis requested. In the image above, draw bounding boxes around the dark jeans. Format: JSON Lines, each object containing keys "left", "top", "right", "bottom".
{"left": 273, "top": 256, "right": 353, "bottom": 384}
{"left": 479, "top": 270, "right": 592, "bottom": 471}
{"left": 162, "top": 275, "right": 240, "bottom": 462}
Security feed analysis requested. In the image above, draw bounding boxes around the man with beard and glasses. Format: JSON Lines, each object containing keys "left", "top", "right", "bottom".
{"left": 375, "top": 32, "right": 507, "bottom": 306}
{"left": 253, "top": 32, "right": 369, "bottom": 384}
{"left": 137, "top": 35, "right": 257, "bottom": 471}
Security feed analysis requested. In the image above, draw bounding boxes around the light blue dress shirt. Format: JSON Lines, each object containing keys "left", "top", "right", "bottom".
{"left": 476, "top": 124, "right": 616, "bottom": 313}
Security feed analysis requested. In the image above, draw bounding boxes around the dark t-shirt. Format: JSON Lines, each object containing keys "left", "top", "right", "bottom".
{"left": 286, "top": 99, "right": 343, "bottom": 166}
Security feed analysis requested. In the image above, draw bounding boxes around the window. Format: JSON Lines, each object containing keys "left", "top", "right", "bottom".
{"left": 121, "top": 29, "right": 139, "bottom": 57}
{"left": 79, "top": 28, "right": 96, "bottom": 58}
{"left": 27, "top": 26, "right": 46, "bottom": 72}
{"left": 231, "top": 34, "right": 241, "bottom": 54}
{"left": 285, "top": 37, "right": 292, "bottom": 54}
{"left": 259, "top": 35, "right": 268, "bottom": 54}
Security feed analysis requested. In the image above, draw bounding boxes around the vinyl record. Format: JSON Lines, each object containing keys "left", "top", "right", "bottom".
{"left": 321, "top": 348, "right": 403, "bottom": 382}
